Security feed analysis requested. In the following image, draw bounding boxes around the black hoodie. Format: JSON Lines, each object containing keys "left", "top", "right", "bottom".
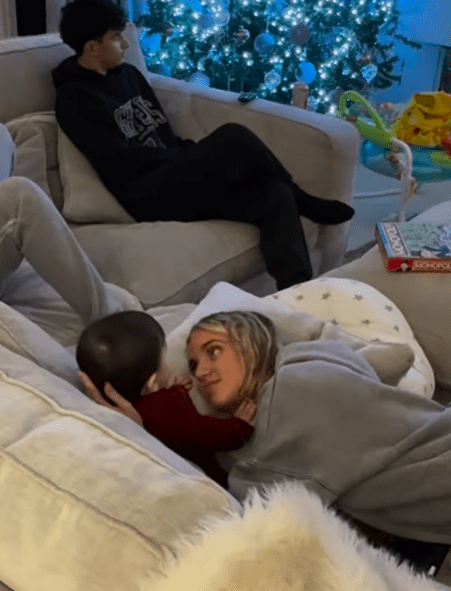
{"left": 52, "top": 56, "right": 194, "bottom": 200}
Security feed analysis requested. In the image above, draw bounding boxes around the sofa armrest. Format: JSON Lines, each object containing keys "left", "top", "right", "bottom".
{"left": 146, "top": 72, "right": 360, "bottom": 206}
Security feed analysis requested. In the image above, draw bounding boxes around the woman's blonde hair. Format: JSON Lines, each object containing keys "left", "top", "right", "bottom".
{"left": 187, "top": 311, "right": 278, "bottom": 404}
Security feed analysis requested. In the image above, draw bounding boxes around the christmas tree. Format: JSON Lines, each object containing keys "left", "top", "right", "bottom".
{"left": 135, "top": 0, "right": 420, "bottom": 114}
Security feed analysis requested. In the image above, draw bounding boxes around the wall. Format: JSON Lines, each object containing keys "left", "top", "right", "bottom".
{"left": 371, "top": 0, "right": 450, "bottom": 105}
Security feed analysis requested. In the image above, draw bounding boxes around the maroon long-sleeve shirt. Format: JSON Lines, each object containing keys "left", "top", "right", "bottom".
{"left": 133, "top": 385, "right": 254, "bottom": 486}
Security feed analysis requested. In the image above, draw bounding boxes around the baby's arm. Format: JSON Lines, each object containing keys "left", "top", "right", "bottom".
{"left": 134, "top": 386, "right": 254, "bottom": 451}
{"left": 233, "top": 400, "right": 257, "bottom": 427}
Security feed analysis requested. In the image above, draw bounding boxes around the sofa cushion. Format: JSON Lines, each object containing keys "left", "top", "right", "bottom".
{"left": 323, "top": 201, "right": 451, "bottom": 389}
{"left": 5, "top": 111, "right": 63, "bottom": 211}
{"left": 71, "top": 221, "right": 264, "bottom": 308}
{"left": 57, "top": 124, "right": 135, "bottom": 224}
{"left": 0, "top": 345, "right": 239, "bottom": 591}
{"left": 0, "top": 123, "right": 14, "bottom": 183}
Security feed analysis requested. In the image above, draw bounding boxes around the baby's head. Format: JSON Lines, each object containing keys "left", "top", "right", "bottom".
{"left": 76, "top": 311, "right": 166, "bottom": 404}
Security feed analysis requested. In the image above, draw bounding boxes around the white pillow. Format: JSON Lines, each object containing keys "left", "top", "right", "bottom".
{"left": 0, "top": 123, "right": 14, "bottom": 183}
{"left": 57, "top": 124, "right": 135, "bottom": 224}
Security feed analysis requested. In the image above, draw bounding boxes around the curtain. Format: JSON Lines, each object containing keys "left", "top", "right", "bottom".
{"left": 0, "top": 0, "right": 18, "bottom": 39}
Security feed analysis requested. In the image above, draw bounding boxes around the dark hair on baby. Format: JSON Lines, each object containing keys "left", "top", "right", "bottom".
{"left": 76, "top": 311, "right": 165, "bottom": 404}
{"left": 59, "top": 0, "right": 127, "bottom": 55}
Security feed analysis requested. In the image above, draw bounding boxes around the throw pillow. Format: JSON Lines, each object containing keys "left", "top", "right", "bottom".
{"left": 0, "top": 123, "right": 14, "bottom": 183}
{"left": 57, "top": 125, "right": 135, "bottom": 224}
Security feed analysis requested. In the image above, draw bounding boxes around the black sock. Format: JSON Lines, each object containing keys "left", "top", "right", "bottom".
{"left": 293, "top": 185, "right": 354, "bottom": 225}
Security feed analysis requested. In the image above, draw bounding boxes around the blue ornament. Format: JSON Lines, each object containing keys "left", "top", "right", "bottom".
{"left": 141, "top": 32, "right": 162, "bottom": 55}
{"left": 361, "top": 64, "right": 378, "bottom": 83}
{"left": 254, "top": 33, "right": 276, "bottom": 57}
{"left": 189, "top": 72, "right": 210, "bottom": 86}
{"left": 264, "top": 70, "right": 281, "bottom": 90}
{"left": 198, "top": 13, "right": 215, "bottom": 30}
{"left": 290, "top": 23, "right": 311, "bottom": 46}
{"left": 214, "top": 11, "right": 230, "bottom": 26}
{"left": 295, "top": 62, "right": 316, "bottom": 84}
{"left": 152, "top": 64, "right": 172, "bottom": 77}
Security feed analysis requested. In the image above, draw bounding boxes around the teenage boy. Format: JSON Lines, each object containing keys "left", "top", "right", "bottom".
{"left": 52, "top": 0, "right": 354, "bottom": 290}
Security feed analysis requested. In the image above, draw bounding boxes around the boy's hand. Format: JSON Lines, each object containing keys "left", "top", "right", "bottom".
{"left": 233, "top": 399, "right": 257, "bottom": 427}
{"left": 79, "top": 371, "right": 144, "bottom": 426}
{"left": 172, "top": 374, "right": 194, "bottom": 391}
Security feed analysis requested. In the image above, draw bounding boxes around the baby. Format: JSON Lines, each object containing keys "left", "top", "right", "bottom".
{"left": 76, "top": 311, "right": 255, "bottom": 484}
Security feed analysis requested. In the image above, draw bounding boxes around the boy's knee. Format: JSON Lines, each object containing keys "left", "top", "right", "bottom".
{"left": 217, "top": 122, "right": 255, "bottom": 140}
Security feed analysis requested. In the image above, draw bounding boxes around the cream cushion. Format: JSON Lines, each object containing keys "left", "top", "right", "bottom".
{"left": 0, "top": 344, "right": 239, "bottom": 591}
{"left": 57, "top": 124, "right": 135, "bottom": 224}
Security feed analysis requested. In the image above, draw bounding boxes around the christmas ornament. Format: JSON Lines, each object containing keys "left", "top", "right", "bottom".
{"left": 214, "top": 11, "right": 230, "bottom": 26}
{"left": 189, "top": 72, "right": 210, "bottom": 86}
{"left": 296, "top": 61, "right": 317, "bottom": 84}
{"left": 152, "top": 63, "right": 172, "bottom": 77}
{"left": 198, "top": 13, "right": 215, "bottom": 30}
{"left": 289, "top": 23, "right": 311, "bottom": 46}
{"left": 141, "top": 32, "right": 162, "bottom": 55}
{"left": 264, "top": 70, "right": 281, "bottom": 90}
{"left": 254, "top": 32, "right": 276, "bottom": 56}
{"left": 361, "top": 63, "right": 378, "bottom": 83}
{"left": 234, "top": 26, "right": 250, "bottom": 45}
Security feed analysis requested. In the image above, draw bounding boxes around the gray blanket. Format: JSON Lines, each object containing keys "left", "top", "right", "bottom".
{"left": 221, "top": 340, "right": 451, "bottom": 544}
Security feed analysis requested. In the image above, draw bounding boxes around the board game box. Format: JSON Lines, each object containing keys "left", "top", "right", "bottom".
{"left": 375, "top": 222, "right": 451, "bottom": 272}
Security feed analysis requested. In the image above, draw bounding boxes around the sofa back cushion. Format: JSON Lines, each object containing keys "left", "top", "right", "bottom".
{"left": 0, "top": 22, "right": 148, "bottom": 124}
{"left": 0, "top": 342, "right": 239, "bottom": 591}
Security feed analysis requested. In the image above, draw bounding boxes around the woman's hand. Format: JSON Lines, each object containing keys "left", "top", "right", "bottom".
{"left": 233, "top": 399, "right": 257, "bottom": 427}
{"left": 79, "top": 371, "right": 144, "bottom": 426}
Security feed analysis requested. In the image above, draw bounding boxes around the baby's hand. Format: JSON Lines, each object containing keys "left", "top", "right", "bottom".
{"left": 172, "top": 374, "right": 194, "bottom": 391}
{"left": 234, "top": 399, "right": 257, "bottom": 427}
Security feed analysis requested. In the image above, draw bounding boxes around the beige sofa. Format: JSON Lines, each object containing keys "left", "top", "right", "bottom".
{"left": 0, "top": 21, "right": 359, "bottom": 308}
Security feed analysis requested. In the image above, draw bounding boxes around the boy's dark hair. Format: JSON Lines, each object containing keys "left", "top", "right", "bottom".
{"left": 76, "top": 311, "right": 165, "bottom": 404}
{"left": 60, "top": 0, "right": 127, "bottom": 55}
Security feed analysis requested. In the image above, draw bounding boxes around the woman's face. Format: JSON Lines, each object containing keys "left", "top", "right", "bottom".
{"left": 186, "top": 328, "right": 246, "bottom": 410}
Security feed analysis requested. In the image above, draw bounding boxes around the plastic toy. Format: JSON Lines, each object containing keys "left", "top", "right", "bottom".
{"left": 337, "top": 91, "right": 451, "bottom": 222}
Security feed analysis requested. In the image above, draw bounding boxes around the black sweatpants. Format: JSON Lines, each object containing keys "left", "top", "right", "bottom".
{"left": 122, "top": 123, "right": 314, "bottom": 289}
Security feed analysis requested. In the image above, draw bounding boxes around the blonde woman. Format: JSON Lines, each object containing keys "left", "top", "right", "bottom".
{"left": 83, "top": 308, "right": 451, "bottom": 555}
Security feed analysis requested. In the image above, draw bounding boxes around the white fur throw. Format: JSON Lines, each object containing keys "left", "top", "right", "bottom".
{"left": 154, "top": 481, "right": 444, "bottom": 591}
